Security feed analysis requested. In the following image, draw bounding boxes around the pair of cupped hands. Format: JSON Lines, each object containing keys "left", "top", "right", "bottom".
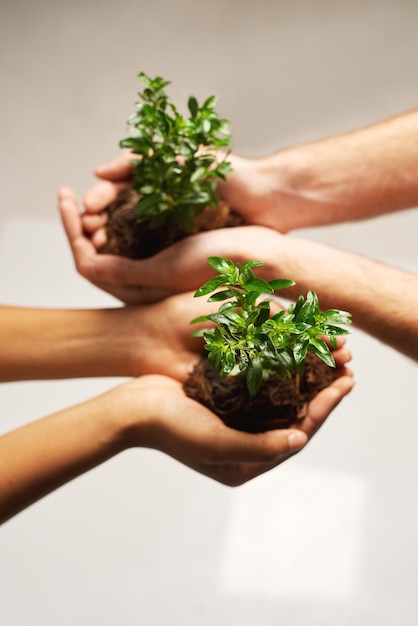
{"left": 57, "top": 151, "right": 354, "bottom": 486}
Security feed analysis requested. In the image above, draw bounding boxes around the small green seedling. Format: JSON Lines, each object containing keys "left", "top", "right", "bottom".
{"left": 192, "top": 257, "right": 351, "bottom": 398}
{"left": 119, "top": 71, "right": 232, "bottom": 231}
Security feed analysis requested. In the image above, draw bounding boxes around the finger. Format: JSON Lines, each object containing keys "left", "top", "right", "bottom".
{"left": 58, "top": 187, "right": 97, "bottom": 263}
{"left": 190, "top": 427, "right": 309, "bottom": 486}
{"left": 332, "top": 347, "right": 352, "bottom": 367}
{"left": 58, "top": 186, "right": 81, "bottom": 238}
{"left": 298, "top": 374, "right": 354, "bottom": 438}
{"left": 172, "top": 432, "right": 308, "bottom": 486}
{"left": 152, "top": 382, "right": 310, "bottom": 466}
{"left": 83, "top": 180, "right": 130, "bottom": 214}
{"left": 81, "top": 212, "right": 108, "bottom": 234}
{"left": 58, "top": 187, "right": 147, "bottom": 304}
{"left": 94, "top": 150, "right": 135, "bottom": 181}
{"left": 91, "top": 227, "right": 108, "bottom": 249}
{"left": 195, "top": 459, "right": 288, "bottom": 487}
{"left": 77, "top": 252, "right": 172, "bottom": 289}
{"left": 209, "top": 427, "right": 308, "bottom": 466}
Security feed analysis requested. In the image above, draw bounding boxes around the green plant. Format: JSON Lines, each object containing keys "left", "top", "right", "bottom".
{"left": 119, "top": 71, "right": 233, "bottom": 231}
{"left": 192, "top": 257, "right": 352, "bottom": 398}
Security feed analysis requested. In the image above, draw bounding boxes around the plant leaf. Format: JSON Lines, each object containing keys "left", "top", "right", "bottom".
{"left": 190, "top": 314, "right": 210, "bottom": 324}
{"left": 194, "top": 275, "right": 229, "bottom": 297}
{"left": 240, "top": 260, "right": 265, "bottom": 272}
{"left": 244, "top": 278, "right": 274, "bottom": 293}
{"left": 309, "top": 337, "right": 336, "bottom": 368}
{"left": 207, "top": 288, "right": 240, "bottom": 302}
{"left": 246, "top": 357, "right": 263, "bottom": 398}
{"left": 188, "top": 96, "right": 198, "bottom": 118}
{"left": 207, "top": 256, "right": 236, "bottom": 274}
{"left": 268, "top": 278, "right": 295, "bottom": 291}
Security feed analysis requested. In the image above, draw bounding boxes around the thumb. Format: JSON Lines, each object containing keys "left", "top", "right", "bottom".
{"left": 94, "top": 150, "right": 135, "bottom": 182}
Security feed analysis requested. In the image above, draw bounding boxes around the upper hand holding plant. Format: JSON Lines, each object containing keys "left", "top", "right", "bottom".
{"left": 59, "top": 186, "right": 291, "bottom": 304}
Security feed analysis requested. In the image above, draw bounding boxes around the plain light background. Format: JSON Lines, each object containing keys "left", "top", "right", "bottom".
{"left": 1, "top": 1, "right": 418, "bottom": 624}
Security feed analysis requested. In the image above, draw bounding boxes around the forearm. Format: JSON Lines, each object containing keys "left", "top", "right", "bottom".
{"left": 0, "top": 306, "right": 138, "bottom": 382}
{"left": 258, "top": 110, "right": 418, "bottom": 231}
{"left": 0, "top": 391, "right": 127, "bottom": 524}
{"left": 272, "top": 238, "right": 418, "bottom": 360}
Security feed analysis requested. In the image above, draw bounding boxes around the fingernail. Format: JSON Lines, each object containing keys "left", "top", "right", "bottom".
{"left": 287, "top": 431, "right": 308, "bottom": 450}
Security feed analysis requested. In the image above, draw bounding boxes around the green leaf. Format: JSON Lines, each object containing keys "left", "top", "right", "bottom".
{"left": 203, "top": 95, "right": 217, "bottom": 110}
{"left": 240, "top": 260, "right": 265, "bottom": 272}
{"left": 119, "top": 137, "right": 144, "bottom": 150}
{"left": 221, "top": 351, "right": 236, "bottom": 375}
{"left": 293, "top": 341, "right": 308, "bottom": 365}
{"left": 138, "top": 185, "right": 155, "bottom": 195}
{"left": 254, "top": 304, "right": 271, "bottom": 327}
{"left": 246, "top": 357, "right": 263, "bottom": 398}
{"left": 190, "top": 329, "right": 206, "bottom": 337}
{"left": 216, "top": 162, "right": 233, "bottom": 179}
{"left": 295, "top": 290, "right": 319, "bottom": 323}
{"left": 207, "top": 256, "right": 236, "bottom": 274}
{"left": 190, "top": 166, "right": 207, "bottom": 184}
{"left": 207, "top": 288, "right": 240, "bottom": 302}
{"left": 179, "top": 191, "right": 210, "bottom": 205}
{"left": 308, "top": 337, "right": 336, "bottom": 368}
{"left": 190, "top": 314, "right": 210, "bottom": 324}
{"left": 194, "top": 275, "right": 228, "bottom": 297}
{"left": 207, "top": 312, "right": 236, "bottom": 326}
{"left": 136, "top": 193, "right": 162, "bottom": 213}
{"left": 244, "top": 278, "right": 274, "bottom": 294}
{"left": 268, "top": 278, "right": 295, "bottom": 291}
{"left": 188, "top": 96, "right": 198, "bottom": 117}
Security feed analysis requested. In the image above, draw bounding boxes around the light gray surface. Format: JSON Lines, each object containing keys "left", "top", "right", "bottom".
{"left": 1, "top": 1, "right": 418, "bottom": 624}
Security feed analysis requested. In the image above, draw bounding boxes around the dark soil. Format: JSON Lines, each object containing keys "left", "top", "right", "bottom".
{"left": 99, "top": 189, "right": 244, "bottom": 259}
{"left": 183, "top": 353, "right": 338, "bottom": 433}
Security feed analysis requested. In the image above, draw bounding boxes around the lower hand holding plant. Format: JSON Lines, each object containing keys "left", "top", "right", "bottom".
{"left": 184, "top": 257, "right": 352, "bottom": 432}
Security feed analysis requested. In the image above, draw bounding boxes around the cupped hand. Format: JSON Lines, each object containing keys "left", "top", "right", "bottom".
{"left": 111, "top": 370, "right": 354, "bottom": 486}
{"left": 59, "top": 186, "right": 168, "bottom": 303}
{"left": 59, "top": 183, "right": 289, "bottom": 304}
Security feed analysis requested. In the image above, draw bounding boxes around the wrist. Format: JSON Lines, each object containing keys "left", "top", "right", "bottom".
{"left": 53, "top": 308, "right": 137, "bottom": 379}
{"left": 107, "top": 378, "right": 165, "bottom": 451}
{"left": 65, "top": 307, "right": 149, "bottom": 379}
{"left": 260, "top": 145, "right": 340, "bottom": 231}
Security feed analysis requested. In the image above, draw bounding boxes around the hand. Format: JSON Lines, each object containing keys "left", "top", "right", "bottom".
{"left": 0, "top": 356, "right": 353, "bottom": 523}
{"left": 113, "top": 291, "right": 222, "bottom": 381}
{"left": 112, "top": 370, "right": 354, "bottom": 486}
{"left": 82, "top": 150, "right": 295, "bottom": 233}
{"left": 59, "top": 184, "right": 290, "bottom": 304}
{"left": 59, "top": 185, "right": 168, "bottom": 303}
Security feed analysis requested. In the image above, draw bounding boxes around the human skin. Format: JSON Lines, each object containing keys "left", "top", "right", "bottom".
{"left": 59, "top": 188, "right": 418, "bottom": 363}
{"left": 81, "top": 108, "right": 418, "bottom": 236}
{"left": 0, "top": 294, "right": 353, "bottom": 523}
{"left": 0, "top": 293, "right": 219, "bottom": 383}
{"left": 0, "top": 369, "right": 353, "bottom": 524}
{"left": 215, "top": 109, "right": 418, "bottom": 232}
